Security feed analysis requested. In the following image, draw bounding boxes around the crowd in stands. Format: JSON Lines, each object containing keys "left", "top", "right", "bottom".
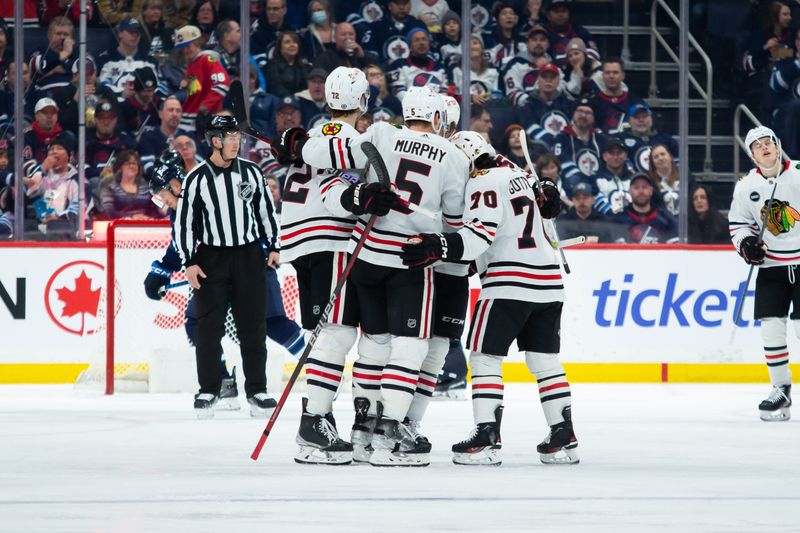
{"left": 0, "top": 0, "right": 736, "bottom": 244}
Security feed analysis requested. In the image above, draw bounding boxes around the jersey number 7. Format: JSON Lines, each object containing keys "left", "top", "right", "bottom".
{"left": 510, "top": 196, "right": 536, "bottom": 249}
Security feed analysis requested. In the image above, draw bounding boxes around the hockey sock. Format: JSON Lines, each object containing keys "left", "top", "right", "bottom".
{"left": 406, "top": 336, "right": 449, "bottom": 422}
{"left": 266, "top": 316, "right": 305, "bottom": 356}
{"left": 352, "top": 333, "right": 392, "bottom": 416}
{"left": 380, "top": 336, "right": 428, "bottom": 421}
{"left": 763, "top": 318, "right": 792, "bottom": 386}
{"left": 469, "top": 352, "right": 505, "bottom": 424}
{"left": 304, "top": 324, "right": 357, "bottom": 416}
{"left": 526, "top": 352, "right": 571, "bottom": 426}
{"left": 219, "top": 358, "right": 231, "bottom": 379}
{"left": 439, "top": 338, "right": 468, "bottom": 381}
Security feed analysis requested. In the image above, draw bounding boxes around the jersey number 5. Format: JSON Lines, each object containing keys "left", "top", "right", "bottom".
{"left": 393, "top": 158, "right": 428, "bottom": 214}
{"left": 283, "top": 163, "right": 311, "bottom": 204}
{"left": 510, "top": 196, "right": 536, "bottom": 249}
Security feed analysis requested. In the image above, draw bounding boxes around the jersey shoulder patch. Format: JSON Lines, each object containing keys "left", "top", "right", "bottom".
{"left": 321, "top": 122, "right": 342, "bottom": 136}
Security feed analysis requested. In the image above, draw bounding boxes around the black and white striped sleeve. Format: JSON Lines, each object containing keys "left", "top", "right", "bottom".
{"left": 250, "top": 163, "right": 280, "bottom": 250}
{"left": 174, "top": 169, "right": 201, "bottom": 267}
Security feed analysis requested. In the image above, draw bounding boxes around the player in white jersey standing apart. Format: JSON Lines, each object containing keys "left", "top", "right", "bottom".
{"left": 279, "top": 67, "right": 398, "bottom": 463}
{"left": 729, "top": 126, "right": 797, "bottom": 421}
{"left": 273, "top": 86, "right": 470, "bottom": 466}
{"left": 401, "top": 131, "right": 578, "bottom": 466}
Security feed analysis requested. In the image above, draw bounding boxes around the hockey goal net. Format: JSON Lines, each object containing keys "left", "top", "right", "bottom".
{"left": 76, "top": 219, "right": 307, "bottom": 394}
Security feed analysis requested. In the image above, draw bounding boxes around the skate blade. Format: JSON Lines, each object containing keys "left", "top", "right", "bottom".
{"left": 215, "top": 397, "right": 241, "bottom": 411}
{"left": 539, "top": 446, "right": 580, "bottom": 465}
{"left": 452, "top": 447, "right": 502, "bottom": 466}
{"left": 249, "top": 405, "right": 276, "bottom": 418}
{"left": 195, "top": 408, "right": 215, "bottom": 420}
{"left": 294, "top": 446, "right": 353, "bottom": 465}
{"left": 352, "top": 444, "right": 373, "bottom": 463}
{"left": 368, "top": 449, "right": 430, "bottom": 467}
{"left": 760, "top": 407, "right": 791, "bottom": 421}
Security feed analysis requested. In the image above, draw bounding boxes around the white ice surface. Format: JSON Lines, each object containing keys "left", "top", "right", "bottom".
{"left": 1, "top": 384, "right": 799, "bottom": 533}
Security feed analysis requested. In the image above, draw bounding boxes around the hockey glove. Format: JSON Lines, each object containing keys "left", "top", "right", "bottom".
{"left": 739, "top": 235, "right": 767, "bottom": 265}
{"left": 271, "top": 127, "right": 308, "bottom": 165}
{"left": 341, "top": 182, "right": 398, "bottom": 216}
{"left": 535, "top": 181, "right": 562, "bottom": 219}
{"left": 144, "top": 261, "right": 172, "bottom": 301}
{"left": 401, "top": 233, "right": 465, "bottom": 269}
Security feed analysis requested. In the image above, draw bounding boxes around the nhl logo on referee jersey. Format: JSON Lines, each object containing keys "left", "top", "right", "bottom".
{"left": 407, "top": 319, "right": 417, "bottom": 329}
{"left": 237, "top": 182, "right": 253, "bottom": 201}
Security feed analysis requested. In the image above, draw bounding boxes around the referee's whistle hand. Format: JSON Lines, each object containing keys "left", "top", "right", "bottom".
{"left": 186, "top": 265, "right": 207, "bottom": 289}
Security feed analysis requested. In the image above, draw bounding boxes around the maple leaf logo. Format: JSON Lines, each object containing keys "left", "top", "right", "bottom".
{"left": 55, "top": 270, "right": 101, "bottom": 335}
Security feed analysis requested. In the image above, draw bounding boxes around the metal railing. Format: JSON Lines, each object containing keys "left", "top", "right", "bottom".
{"left": 733, "top": 104, "right": 790, "bottom": 177}
{"left": 649, "top": 0, "right": 713, "bottom": 172}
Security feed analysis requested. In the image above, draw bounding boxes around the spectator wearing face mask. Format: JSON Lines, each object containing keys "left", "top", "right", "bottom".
{"left": 301, "top": 0, "right": 336, "bottom": 63}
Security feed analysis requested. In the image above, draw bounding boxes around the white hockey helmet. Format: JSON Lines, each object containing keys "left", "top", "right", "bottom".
{"left": 442, "top": 95, "right": 460, "bottom": 137}
{"left": 325, "top": 66, "right": 370, "bottom": 114}
{"left": 745, "top": 126, "right": 780, "bottom": 159}
{"left": 402, "top": 86, "right": 445, "bottom": 133}
{"left": 451, "top": 130, "right": 492, "bottom": 171}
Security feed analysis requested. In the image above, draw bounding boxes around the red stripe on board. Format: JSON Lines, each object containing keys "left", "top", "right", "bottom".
{"left": 484, "top": 271, "right": 563, "bottom": 281}
{"left": 352, "top": 372, "right": 381, "bottom": 381}
{"left": 538, "top": 382, "right": 569, "bottom": 393}
{"left": 381, "top": 373, "right": 418, "bottom": 385}
{"left": 661, "top": 363, "right": 668, "bottom": 382}
{"left": 306, "top": 368, "right": 342, "bottom": 381}
{"left": 472, "top": 383, "right": 504, "bottom": 390}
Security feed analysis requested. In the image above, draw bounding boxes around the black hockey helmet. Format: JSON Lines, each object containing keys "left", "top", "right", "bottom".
{"left": 204, "top": 114, "right": 240, "bottom": 146}
{"left": 149, "top": 148, "right": 185, "bottom": 194}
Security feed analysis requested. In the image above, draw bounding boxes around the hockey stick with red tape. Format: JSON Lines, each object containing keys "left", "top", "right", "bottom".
{"left": 250, "top": 140, "right": 390, "bottom": 460}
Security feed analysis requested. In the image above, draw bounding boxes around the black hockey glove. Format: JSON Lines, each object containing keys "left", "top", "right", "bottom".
{"left": 401, "top": 233, "right": 465, "bottom": 269}
{"left": 341, "top": 182, "right": 398, "bottom": 216}
{"left": 144, "top": 261, "right": 172, "bottom": 301}
{"left": 739, "top": 235, "right": 766, "bottom": 265}
{"left": 535, "top": 181, "right": 562, "bottom": 219}
{"left": 270, "top": 127, "right": 308, "bottom": 165}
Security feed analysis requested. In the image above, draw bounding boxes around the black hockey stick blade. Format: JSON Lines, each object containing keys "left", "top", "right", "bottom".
{"left": 360, "top": 142, "right": 391, "bottom": 187}
{"left": 229, "top": 79, "right": 250, "bottom": 131}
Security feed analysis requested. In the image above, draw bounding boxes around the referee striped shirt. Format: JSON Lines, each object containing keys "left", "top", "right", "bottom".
{"left": 174, "top": 157, "right": 279, "bottom": 267}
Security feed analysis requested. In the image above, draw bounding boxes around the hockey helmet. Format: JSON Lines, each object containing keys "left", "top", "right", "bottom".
{"left": 204, "top": 114, "right": 240, "bottom": 146}
{"left": 745, "top": 126, "right": 780, "bottom": 160}
{"left": 442, "top": 95, "right": 460, "bottom": 137}
{"left": 402, "top": 86, "right": 445, "bottom": 133}
{"left": 149, "top": 148, "right": 185, "bottom": 194}
{"left": 451, "top": 130, "right": 492, "bottom": 171}
{"left": 326, "top": 67, "right": 370, "bottom": 114}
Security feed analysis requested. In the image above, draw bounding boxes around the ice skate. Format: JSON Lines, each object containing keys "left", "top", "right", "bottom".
{"left": 452, "top": 406, "right": 503, "bottom": 466}
{"left": 295, "top": 398, "right": 353, "bottom": 465}
{"left": 403, "top": 418, "right": 432, "bottom": 453}
{"left": 247, "top": 392, "right": 277, "bottom": 417}
{"left": 759, "top": 384, "right": 792, "bottom": 421}
{"left": 537, "top": 406, "right": 579, "bottom": 464}
{"left": 369, "top": 403, "right": 430, "bottom": 467}
{"left": 216, "top": 371, "right": 240, "bottom": 411}
{"left": 433, "top": 376, "right": 467, "bottom": 400}
{"left": 351, "top": 397, "right": 377, "bottom": 463}
{"left": 193, "top": 393, "right": 218, "bottom": 419}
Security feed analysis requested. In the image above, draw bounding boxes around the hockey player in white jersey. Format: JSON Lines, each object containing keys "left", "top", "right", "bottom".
{"left": 401, "top": 131, "right": 578, "bottom": 466}
{"left": 729, "top": 126, "right": 797, "bottom": 421}
{"left": 272, "top": 86, "right": 469, "bottom": 466}
{"left": 281, "top": 67, "right": 397, "bottom": 464}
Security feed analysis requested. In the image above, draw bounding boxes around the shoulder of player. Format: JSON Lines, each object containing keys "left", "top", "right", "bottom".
{"left": 196, "top": 50, "right": 222, "bottom": 64}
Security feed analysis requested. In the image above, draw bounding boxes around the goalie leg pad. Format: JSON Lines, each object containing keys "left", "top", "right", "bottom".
{"left": 379, "top": 336, "right": 429, "bottom": 421}
{"left": 762, "top": 317, "right": 792, "bottom": 386}
{"left": 526, "top": 351, "right": 571, "bottom": 426}
{"left": 405, "top": 336, "right": 449, "bottom": 423}
{"left": 470, "top": 352, "right": 504, "bottom": 424}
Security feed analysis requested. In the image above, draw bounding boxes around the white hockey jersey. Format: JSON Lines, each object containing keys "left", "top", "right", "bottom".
{"left": 729, "top": 160, "right": 800, "bottom": 268}
{"left": 456, "top": 165, "right": 565, "bottom": 303}
{"left": 301, "top": 121, "right": 469, "bottom": 269}
{"left": 279, "top": 121, "right": 358, "bottom": 262}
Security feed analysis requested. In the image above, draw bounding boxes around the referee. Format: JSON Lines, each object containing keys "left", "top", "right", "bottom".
{"left": 174, "top": 114, "right": 280, "bottom": 418}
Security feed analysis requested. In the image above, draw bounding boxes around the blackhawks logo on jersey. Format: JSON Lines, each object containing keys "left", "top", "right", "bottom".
{"left": 187, "top": 76, "right": 202, "bottom": 96}
{"left": 321, "top": 122, "right": 341, "bottom": 136}
{"left": 762, "top": 198, "right": 800, "bottom": 236}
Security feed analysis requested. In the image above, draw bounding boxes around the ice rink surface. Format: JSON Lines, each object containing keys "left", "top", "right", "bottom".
{"left": 2, "top": 383, "right": 799, "bottom": 533}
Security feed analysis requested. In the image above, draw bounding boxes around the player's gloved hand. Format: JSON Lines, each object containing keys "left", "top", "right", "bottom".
{"left": 535, "top": 181, "right": 562, "bottom": 219}
{"left": 739, "top": 235, "right": 767, "bottom": 265}
{"left": 341, "top": 182, "right": 398, "bottom": 216}
{"left": 401, "top": 233, "right": 464, "bottom": 269}
{"left": 271, "top": 127, "right": 308, "bottom": 165}
{"left": 144, "top": 261, "right": 172, "bottom": 300}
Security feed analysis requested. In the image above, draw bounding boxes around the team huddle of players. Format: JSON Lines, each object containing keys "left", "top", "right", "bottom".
{"left": 265, "top": 66, "right": 578, "bottom": 467}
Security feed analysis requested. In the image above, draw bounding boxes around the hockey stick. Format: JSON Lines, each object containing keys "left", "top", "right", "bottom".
{"left": 518, "top": 129, "right": 572, "bottom": 274}
{"left": 250, "top": 141, "right": 389, "bottom": 460}
{"left": 553, "top": 236, "right": 586, "bottom": 249}
{"left": 227, "top": 79, "right": 436, "bottom": 220}
{"left": 730, "top": 178, "right": 779, "bottom": 341}
{"left": 157, "top": 280, "right": 189, "bottom": 297}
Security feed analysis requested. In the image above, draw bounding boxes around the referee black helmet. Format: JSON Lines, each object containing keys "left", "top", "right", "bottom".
{"left": 205, "top": 114, "right": 240, "bottom": 146}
